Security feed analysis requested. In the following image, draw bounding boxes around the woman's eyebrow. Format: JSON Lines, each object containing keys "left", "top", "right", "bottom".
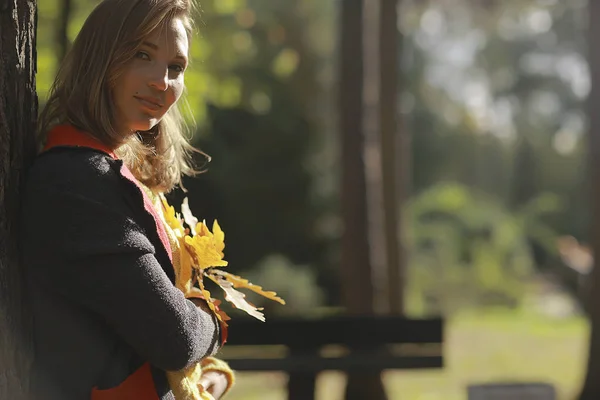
{"left": 142, "top": 41, "right": 188, "bottom": 63}
{"left": 142, "top": 41, "right": 159, "bottom": 50}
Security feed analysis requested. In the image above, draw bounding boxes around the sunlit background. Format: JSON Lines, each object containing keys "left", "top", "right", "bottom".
{"left": 38, "top": 0, "right": 593, "bottom": 398}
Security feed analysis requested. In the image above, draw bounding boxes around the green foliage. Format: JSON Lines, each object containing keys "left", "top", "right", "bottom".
{"left": 405, "top": 182, "right": 562, "bottom": 316}
{"left": 403, "top": 0, "right": 588, "bottom": 236}
{"left": 170, "top": 102, "right": 323, "bottom": 274}
{"left": 236, "top": 254, "right": 326, "bottom": 316}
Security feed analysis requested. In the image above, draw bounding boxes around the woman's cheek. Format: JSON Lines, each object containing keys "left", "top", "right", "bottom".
{"left": 172, "top": 78, "right": 185, "bottom": 103}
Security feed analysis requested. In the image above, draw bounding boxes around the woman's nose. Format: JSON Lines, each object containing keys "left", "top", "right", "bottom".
{"left": 148, "top": 65, "right": 169, "bottom": 91}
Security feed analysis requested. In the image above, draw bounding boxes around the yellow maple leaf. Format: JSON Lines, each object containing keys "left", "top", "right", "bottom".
{"left": 160, "top": 196, "right": 284, "bottom": 325}
{"left": 161, "top": 196, "right": 185, "bottom": 238}
{"left": 211, "top": 220, "right": 225, "bottom": 257}
{"left": 195, "top": 220, "right": 212, "bottom": 239}
{"left": 184, "top": 234, "right": 228, "bottom": 271}
{"left": 176, "top": 241, "right": 194, "bottom": 293}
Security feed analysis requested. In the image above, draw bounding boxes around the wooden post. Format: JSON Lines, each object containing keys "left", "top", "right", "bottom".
{"left": 0, "top": 0, "right": 38, "bottom": 399}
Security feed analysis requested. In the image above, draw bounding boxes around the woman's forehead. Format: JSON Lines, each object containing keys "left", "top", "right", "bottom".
{"left": 144, "top": 17, "right": 189, "bottom": 56}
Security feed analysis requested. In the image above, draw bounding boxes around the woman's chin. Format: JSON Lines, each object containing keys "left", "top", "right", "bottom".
{"left": 131, "top": 119, "right": 159, "bottom": 133}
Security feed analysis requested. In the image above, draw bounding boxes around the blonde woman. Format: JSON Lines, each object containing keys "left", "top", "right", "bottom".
{"left": 20, "top": 0, "right": 234, "bottom": 398}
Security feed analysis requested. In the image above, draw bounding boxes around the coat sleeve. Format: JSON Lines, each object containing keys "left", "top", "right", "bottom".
{"left": 21, "top": 160, "right": 221, "bottom": 372}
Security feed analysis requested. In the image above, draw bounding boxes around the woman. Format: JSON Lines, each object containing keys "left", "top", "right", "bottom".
{"left": 20, "top": 0, "right": 234, "bottom": 398}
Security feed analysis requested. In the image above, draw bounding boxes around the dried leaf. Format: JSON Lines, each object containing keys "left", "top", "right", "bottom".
{"left": 212, "top": 269, "right": 285, "bottom": 305}
{"left": 160, "top": 196, "right": 285, "bottom": 324}
{"left": 181, "top": 197, "right": 199, "bottom": 235}
{"left": 196, "top": 274, "right": 229, "bottom": 325}
{"left": 208, "top": 275, "right": 265, "bottom": 322}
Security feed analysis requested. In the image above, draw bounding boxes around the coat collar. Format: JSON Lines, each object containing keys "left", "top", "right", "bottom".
{"left": 42, "top": 124, "right": 174, "bottom": 264}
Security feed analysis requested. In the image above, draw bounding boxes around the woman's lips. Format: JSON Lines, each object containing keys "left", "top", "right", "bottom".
{"left": 134, "top": 96, "right": 163, "bottom": 111}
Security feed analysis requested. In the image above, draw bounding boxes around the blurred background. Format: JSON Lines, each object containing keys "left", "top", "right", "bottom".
{"left": 38, "top": 0, "right": 595, "bottom": 398}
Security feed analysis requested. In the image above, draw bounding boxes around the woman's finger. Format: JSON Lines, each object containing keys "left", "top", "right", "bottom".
{"left": 198, "top": 377, "right": 212, "bottom": 391}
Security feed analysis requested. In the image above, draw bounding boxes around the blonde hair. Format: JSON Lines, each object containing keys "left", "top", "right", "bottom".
{"left": 38, "top": 0, "right": 206, "bottom": 192}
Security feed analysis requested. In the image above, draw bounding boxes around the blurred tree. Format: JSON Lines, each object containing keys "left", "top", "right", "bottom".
{"left": 338, "top": 0, "right": 388, "bottom": 399}
{"left": 362, "top": 0, "right": 404, "bottom": 316}
{"left": 380, "top": 0, "right": 407, "bottom": 315}
{"left": 396, "top": 1, "right": 591, "bottom": 312}
{"left": 579, "top": 0, "right": 600, "bottom": 397}
{"left": 57, "top": 0, "right": 72, "bottom": 61}
{"left": 0, "top": 0, "right": 37, "bottom": 399}
{"left": 404, "top": 183, "right": 561, "bottom": 316}
{"left": 184, "top": 102, "right": 320, "bottom": 273}
{"left": 510, "top": 134, "right": 538, "bottom": 209}
{"left": 171, "top": 0, "right": 331, "bottom": 284}
{"left": 400, "top": 0, "right": 587, "bottom": 213}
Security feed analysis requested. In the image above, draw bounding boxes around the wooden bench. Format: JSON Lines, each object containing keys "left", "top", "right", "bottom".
{"left": 222, "top": 315, "right": 444, "bottom": 399}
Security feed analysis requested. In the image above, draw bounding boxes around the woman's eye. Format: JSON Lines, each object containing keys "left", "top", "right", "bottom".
{"left": 136, "top": 51, "right": 150, "bottom": 60}
{"left": 169, "top": 64, "right": 184, "bottom": 73}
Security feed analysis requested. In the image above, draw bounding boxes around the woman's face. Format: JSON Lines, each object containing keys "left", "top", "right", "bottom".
{"left": 113, "top": 17, "right": 189, "bottom": 134}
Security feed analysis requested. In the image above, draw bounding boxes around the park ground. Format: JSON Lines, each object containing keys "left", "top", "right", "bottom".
{"left": 225, "top": 305, "right": 588, "bottom": 400}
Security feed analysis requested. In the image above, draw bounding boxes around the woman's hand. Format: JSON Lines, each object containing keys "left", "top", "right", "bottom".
{"left": 199, "top": 371, "right": 230, "bottom": 399}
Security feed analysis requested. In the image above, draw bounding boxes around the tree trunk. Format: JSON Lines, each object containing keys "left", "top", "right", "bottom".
{"left": 579, "top": 0, "right": 600, "bottom": 398}
{"left": 379, "top": 0, "right": 404, "bottom": 315}
{"left": 339, "top": 0, "right": 373, "bottom": 323}
{"left": 510, "top": 137, "right": 536, "bottom": 207}
{"left": 0, "top": 0, "right": 37, "bottom": 399}
{"left": 363, "top": 0, "right": 388, "bottom": 314}
{"left": 340, "top": 0, "right": 386, "bottom": 399}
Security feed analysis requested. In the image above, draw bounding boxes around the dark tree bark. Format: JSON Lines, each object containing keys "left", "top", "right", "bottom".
{"left": 362, "top": 0, "right": 405, "bottom": 318}
{"left": 339, "top": 0, "right": 373, "bottom": 325}
{"left": 379, "top": 0, "right": 404, "bottom": 315}
{"left": 340, "top": 0, "right": 386, "bottom": 399}
{"left": 0, "top": 0, "right": 37, "bottom": 399}
{"left": 363, "top": 0, "right": 388, "bottom": 313}
{"left": 579, "top": 1, "right": 600, "bottom": 398}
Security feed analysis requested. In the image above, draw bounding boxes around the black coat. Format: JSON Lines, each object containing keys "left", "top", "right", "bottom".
{"left": 19, "top": 146, "right": 221, "bottom": 400}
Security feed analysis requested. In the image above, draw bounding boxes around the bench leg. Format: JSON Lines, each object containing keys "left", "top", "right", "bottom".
{"left": 287, "top": 346, "right": 317, "bottom": 400}
{"left": 288, "top": 372, "right": 317, "bottom": 400}
{"left": 344, "top": 372, "right": 387, "bottom": 400}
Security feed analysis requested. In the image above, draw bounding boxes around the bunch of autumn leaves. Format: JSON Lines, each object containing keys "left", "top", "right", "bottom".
{"left": 161, "top": 197, "right": 285, "bottom": 326}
